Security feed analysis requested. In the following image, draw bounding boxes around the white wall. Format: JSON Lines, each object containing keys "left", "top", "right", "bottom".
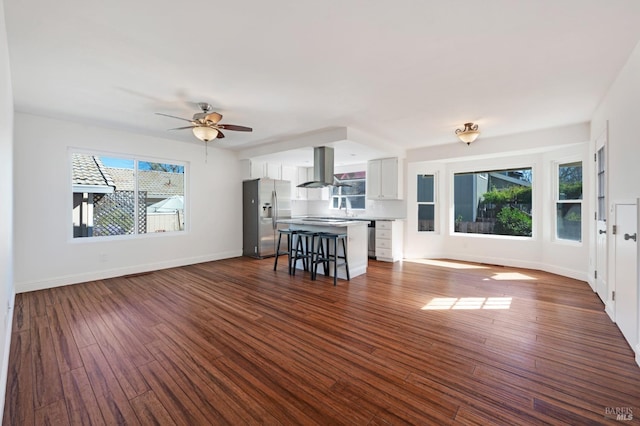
{"left": 0, "top": 0, "right": 14, "bottom": 420}
{"left": 593, "top": 41, "right": 640, "bottom": 203}
{"left": 591, "top": 40, "right": 640, "bottom": 362}
{"left": 13, "top": 113, "right": 243, "bottom": 292}
{"left": 404, "top": 126, "right": 590, "bottom": 281}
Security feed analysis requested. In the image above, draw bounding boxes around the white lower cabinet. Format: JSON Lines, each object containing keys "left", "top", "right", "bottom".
{"left": 375, "top": 220, "right": 403, "bottom": 262}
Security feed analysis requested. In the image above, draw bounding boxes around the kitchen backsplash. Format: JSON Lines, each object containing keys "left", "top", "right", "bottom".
{"left": 292, "top": 199, "right": 406, "bottom": 219}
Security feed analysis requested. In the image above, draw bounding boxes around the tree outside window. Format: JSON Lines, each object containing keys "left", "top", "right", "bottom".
{"left": 556, "top": 161, "right": 582, "bottom": 242}
{"left": 454, "top": 168, "right": 532, "bottom": 237}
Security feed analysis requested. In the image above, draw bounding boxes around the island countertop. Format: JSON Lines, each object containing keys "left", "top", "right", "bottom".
{"left": 276, "top": 218, "right": 368, "bottom": 280}
{"left": 278, "top": 218, "right": 369, "bottom": 227}
{"left": 289, "top": 215, "right": 406, "bottom": 222}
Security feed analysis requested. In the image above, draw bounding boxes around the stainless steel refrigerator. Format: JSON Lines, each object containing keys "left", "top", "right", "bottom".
{"left": 242, "top": 178, "right": 292, "bottom": 258}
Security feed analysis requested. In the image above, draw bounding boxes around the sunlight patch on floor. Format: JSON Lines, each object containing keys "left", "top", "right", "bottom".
{"left": 421, "top": 297, "right": 512, "bottom": 310}
{"left": 486, "top": 272, "right": 536, "bottom": 281}
{"left": 404, "top": 259, "right": 490, "bottom": 270}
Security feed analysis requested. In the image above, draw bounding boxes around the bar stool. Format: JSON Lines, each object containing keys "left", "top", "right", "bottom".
{"left": 274, "top": 229, "right": 296, "bottom": 274}
{"left": 313, "top": 232, "right": 350, "bottom": 286}
{"left": 292, "top": 230, "right": 319, "bottom": 278}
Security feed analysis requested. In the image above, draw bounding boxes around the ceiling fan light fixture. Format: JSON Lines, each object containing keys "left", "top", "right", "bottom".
{"left": 455, "top": 122, "right": 480, "bottom": 145}
{"left": 157, "top": 103, "right": 251, "bottom": 143}
{"left": 192, "top": 126, "right": 218, "bottom": 142}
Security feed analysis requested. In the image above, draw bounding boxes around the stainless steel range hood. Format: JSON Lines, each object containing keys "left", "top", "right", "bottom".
{"left": 297, "top": 146, "right": 336, "bottom": 188}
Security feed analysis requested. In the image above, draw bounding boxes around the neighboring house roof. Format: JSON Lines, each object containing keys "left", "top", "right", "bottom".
{"left": 71, "top": 154, "right": 184, "bottom": 197}
{"left": 106, "top": 167, "right": 184, "bottom": 198}
{"left": 72, "top": 154, "right": 115, "bottom": 193}
{"left": 104, "top": 168, "right": 135, "bottom": 191}
{"left": 488, "top": 172, "right": 532, "bottom": 187}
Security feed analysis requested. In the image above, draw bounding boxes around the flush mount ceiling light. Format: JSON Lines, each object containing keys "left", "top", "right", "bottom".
{"left": 455, "top": 122, "right": 480, "bottom": 145}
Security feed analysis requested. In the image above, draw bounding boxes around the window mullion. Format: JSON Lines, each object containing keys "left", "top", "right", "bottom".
{"left": 134, "top": 159, "right": 139, "bottom": 235}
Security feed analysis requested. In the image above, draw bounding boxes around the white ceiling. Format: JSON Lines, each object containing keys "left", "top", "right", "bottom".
{"left": 4, "top": 0, "right": 640, "bottom": 165}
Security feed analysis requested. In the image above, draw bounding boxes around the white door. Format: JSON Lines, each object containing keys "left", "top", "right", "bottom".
{"left": 614, "top": 202, "right": 638, "bottom": 349}
{"left": 595, "top": 127, "right": 608, "bottom": 302}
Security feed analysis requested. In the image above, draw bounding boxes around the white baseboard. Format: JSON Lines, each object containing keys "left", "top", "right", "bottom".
{"left": 540, "top": 263, "right": 588, "bottom": 282}
{"left": 15, "top": 250, "right": 242, "bottom": 293}
{"left": 636, "top": 344, "right": 640, "bottom": 368}
{"left": 440, "top": 253, "right": 588, "bottom": 282}
{"left": 349, "top": 264, "right": 367, "bottom": 279}
{"left": 309, "top": 264, "right": 367, "bottom": 281}
{"left": 605, "top": 302, "right": 615, "bottom": 322}
{"left": 0, "top": 290, "right": 15, "bottom": 423}
{"left": 401, "top": 252, "right": 588, "bottom": 282}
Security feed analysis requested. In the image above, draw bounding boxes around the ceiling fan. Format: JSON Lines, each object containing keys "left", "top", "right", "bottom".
{"left": 156, "top": 102, "right": 252, "bottom": 142}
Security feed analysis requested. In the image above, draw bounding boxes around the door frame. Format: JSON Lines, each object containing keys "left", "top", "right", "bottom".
{"left": 593, "top": 123, "right": 612, "bottom": 315}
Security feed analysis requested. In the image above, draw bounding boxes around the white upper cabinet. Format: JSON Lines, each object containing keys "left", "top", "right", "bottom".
{"left": 281, "top": 165, "right": 298, "bottom": 197}
{"left": 246, "top": 161, "right": 329, "bottom": 200}
{"left": 290, "top": 167, "right": 307, "bottom": 200}
{"left": 265, "top": 163, "right": 282, "bottom": 180}
{"left": 248, "top": 160, "right": 284, "bottom": 180}
{"left": 249, "top": 160, "right": 269, "bottom": 179}
{"left": 367, "top": 157, "right": 403, "bottom": 200}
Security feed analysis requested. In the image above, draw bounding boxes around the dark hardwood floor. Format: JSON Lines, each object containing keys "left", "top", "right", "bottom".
{"left": 3, "top": 257, "right": 640, "bottom": 425}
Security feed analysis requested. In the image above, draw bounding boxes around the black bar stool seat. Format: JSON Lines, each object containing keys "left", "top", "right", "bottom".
{"left": 274, "top": 229, "right": 296, "bottom": 274}
{"left": 292, "top": 230, "right": 319, "bottom": 278}
{"left": 313, "top": 232, "right": 350, "bottom": 286}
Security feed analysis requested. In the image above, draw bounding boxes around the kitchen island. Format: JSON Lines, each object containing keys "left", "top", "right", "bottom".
{"left": 277, "top": 218, "right": 369, "bottom": 280}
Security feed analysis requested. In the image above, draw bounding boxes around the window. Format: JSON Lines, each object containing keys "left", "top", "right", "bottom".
{"left": 331, "top": 171, "right": 366, "bottom": 210}
{"left": 454, "top": 168, "right": 532, "bottom": 236}
{"left": 72, "top": 153, "right": 186, "bottom": 238}
{"left": 417, "top": 174, "right": 435, "bottom": 231}
{"left": 556, "top": 161, "right": 582, "bottom": 242}
{"left": 596, "top": 147, "right": 605, "bottom": 221}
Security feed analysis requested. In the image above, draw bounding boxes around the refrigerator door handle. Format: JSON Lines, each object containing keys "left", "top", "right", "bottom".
{"left": 272, "top": 190, "right": 278, "bottom": 230}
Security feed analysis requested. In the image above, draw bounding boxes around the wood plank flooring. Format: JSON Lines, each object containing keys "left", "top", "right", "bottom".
{"left": 4, "top": 257, "right": 640, "bottom": 425}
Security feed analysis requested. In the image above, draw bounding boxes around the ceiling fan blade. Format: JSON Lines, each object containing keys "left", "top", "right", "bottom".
{"left": 168, "top": 126, "right": 197, "bottom": 130}
{"left": 155, "top": 112, "right": 194, "bottom": 123}
{"left": 217, "top": 124, "right": 253, "bottom": 132}
{"left": 216, "top": 130, "right": 225, "bottom": 139}
{"left": 205, "top": 112, "right": 222, "bottom": 124}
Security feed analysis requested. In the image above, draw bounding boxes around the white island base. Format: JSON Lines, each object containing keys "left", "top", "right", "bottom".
{"left": 277, "top": 219, "right": 369, "bottom": 280}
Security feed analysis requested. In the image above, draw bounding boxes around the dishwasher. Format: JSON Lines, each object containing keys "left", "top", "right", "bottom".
{"left": 368, "top": 220, "right": 376, "bottom": 258}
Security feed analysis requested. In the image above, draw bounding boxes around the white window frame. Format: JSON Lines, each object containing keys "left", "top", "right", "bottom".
{"left": 450, "top": 164, "right": 535, "bottom": 239}
{"left": 330, "top": 172, "right": 366, "bottom": 211}
{"left": 555, "top": 159, "right": 583, "bottom": 243}
{"left": 70, "top": 149, "right": 188, "bottom": 241}
{"left": 417, "top": 173, "right": 436, "bottom": 232}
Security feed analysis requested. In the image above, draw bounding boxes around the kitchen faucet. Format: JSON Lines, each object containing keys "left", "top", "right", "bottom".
{"left": 340, "top": 199, "right": 350, "bottom": 217}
